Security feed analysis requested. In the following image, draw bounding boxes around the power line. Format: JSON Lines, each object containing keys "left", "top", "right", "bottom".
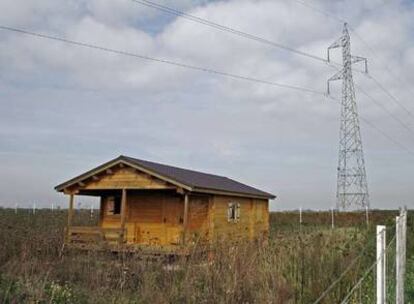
{"left": 328, "top": 62, "right": 414, "bottom": 141}
{"left": 133, "top": 0, "right": 381, "bottom": 79}
{"left": 130, "top": 0, "right": 343, "bottom": 67}
{"left": 293, "top": 0, "right": 346, "bottom": 24}
{"left": 292, "top": 0, "right": 414, "bottom": 119}
{"left": 329, "top": 96, "right": 414, "bottom": 157}
{"left": 341, "top": 30, "right": 414, "bottom": 120}
{"left": 0, "top": 25, "right": 324, "bottom": 96}
{"left": 348, "top": 35, "right": 414, "bottom": 122}
{"left": 355, "top": 84, "right": 414, "bottom": 139}
{"left": 2, "top": 25, "right": 414, "bottom": 158}
{"left": 133, "top": 0, "right": 414, "bottom": 154}
{"left": 363, "top": 0, "right": 394, "bottom": 15}
{"left": 359, "top": 116, "right": 414, "bottom": 156}
{"left": 366, "top": 74, "right": 414, "bottom": 118}
{"left": 350, "top": 29, "right": 414, "bottom": 101}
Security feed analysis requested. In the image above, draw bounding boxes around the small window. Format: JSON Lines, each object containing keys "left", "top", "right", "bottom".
{"left": 227, "top": 202, "right": 240, "bottom": 223}
{"left": 106, "top": 196, "right": 121, "bottom": 215}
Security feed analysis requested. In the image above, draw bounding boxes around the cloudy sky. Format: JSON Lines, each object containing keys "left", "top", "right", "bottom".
{"left": 0, "top": 0, "right": 413, "bottom": 210}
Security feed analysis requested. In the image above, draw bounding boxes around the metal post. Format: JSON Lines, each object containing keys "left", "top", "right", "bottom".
{"left": 33, "top": 202, "right": 36, "bottom": 215}
{"left": 403, "top": 207, "right": 407, "bottom": 273}
{"left": 299, "top": 207, "right": 303, "bottom": 226}
{"left": 331, "top": 207, "right": 335, "bottom": 229}
{"left": 328, "top": 23, "right": 370, "bottom": 211}
{"left": 376, "top": 225, "right": 386, "bottom": 304}
{"left": 396, "top": 214, "right": 403, "bottom": 304}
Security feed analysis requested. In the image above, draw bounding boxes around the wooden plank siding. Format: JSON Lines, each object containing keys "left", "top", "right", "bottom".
{"left": 81, "top": 167, "right": 171, "bottom": 190}
{"left": 100, "top": 192, "right": 212, "bottom": 247}
{"left": 186, "top": 195, "right": 210, "bottom": 244}
{"left": 99, "top": 192, "right": 269, "bottom": 246}
{"left": 212, "top": 195, "right": 269, "bottom": 241}
{"left": 61, "top": 161, "right": 271, "bottom": 251}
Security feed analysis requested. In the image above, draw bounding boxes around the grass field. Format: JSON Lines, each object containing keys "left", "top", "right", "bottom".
{"left": 0, "top": 208, "right": 413, "bottom": 303}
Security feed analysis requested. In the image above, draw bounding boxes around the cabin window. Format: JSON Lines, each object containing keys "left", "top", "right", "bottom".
{"left": 227, "top": 202, "right": 240, "bottom": 223}
{"left": 106, "top": 196, "right": 121, "bottom": 215}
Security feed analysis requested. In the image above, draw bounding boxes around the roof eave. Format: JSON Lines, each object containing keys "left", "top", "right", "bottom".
{"left": 192, "top": 186, "right": 276, "bottom": 200}
{"left": 54, "top": 156, "right": 193, "bottom": 193}
{"left": 54, "top": 155, "right": 277, "bottom": 200}
{"left": 54, "top": 156, "right": 124, "bottom": 192}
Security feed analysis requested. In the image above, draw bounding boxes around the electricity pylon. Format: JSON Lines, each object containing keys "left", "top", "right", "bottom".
{"left": 327, "top": 23, "right": 370, "bottom": 211}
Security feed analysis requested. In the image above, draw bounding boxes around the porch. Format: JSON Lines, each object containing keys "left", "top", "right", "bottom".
{"left": 64, "top": 188, "right": 192, "bottom": 253}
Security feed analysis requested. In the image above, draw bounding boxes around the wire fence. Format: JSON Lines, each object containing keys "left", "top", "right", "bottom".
{"left": 305, "top": 208, "right": 409, "bottom": 304}
{"left": 339, "top": 234, "right": 396, "bottom": 304}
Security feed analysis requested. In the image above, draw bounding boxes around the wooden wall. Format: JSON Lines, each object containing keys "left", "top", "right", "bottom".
{"left": 82, "top": 167, "right": 171, "bottom": 190}
{"left": 100, "top": 191, "right": 212, "bottom": 246}
{"left": 66, "top": 163, "right": 270, "bottom": 247}
{"left": 100, "top": 192, "right": 269, "bottom": 246}
{"left": 186, "top": 195, "right": 211, "bottom": 243}
{"left": 211, "top": 195, "right": 269, "bottom": 241}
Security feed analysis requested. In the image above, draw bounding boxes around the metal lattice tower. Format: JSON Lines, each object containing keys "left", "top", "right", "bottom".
{"left": 327, "top": 23, "right": 370, "bottom": 210}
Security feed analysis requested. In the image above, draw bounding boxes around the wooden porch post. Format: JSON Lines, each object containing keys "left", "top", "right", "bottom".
{"left": 120, "top": 188, "right": 127, "bottom": 243}
{"left": 182, "top": 193, "right": 189, "bottom": 245}
{"left": 98, "top": 196, "right": 104, "bottom": 227}
{"left": 66, "top": 194, "right": 74, "bottom": 243}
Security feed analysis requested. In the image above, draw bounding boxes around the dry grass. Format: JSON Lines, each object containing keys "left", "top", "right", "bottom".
{"left": 0, "top": 208, "right": 411, "bottom": 304}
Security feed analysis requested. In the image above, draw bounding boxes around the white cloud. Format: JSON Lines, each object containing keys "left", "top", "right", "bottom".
{"left": 0, "top": 0, "right": 413, "bottom": 209}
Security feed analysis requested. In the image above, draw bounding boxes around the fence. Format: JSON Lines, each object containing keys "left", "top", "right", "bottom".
{"left": 11, "top": 203, "right": 97, "bottom": 220}
{"left": 311, "top": 207, "right": 408, "bottom": 304}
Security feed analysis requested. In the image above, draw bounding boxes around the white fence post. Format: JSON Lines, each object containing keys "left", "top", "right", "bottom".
{"left": 90, "top": 203, "right": 94, "bottom": 219}
{"left": 403, "top": 207, "right": 407, "bottom": 279}
{"left": 376, "top": 225, "right": 386, "bottom": 304}
{"left": 396, "top": 208, "right": 407, "bottom": 304}
{"left": 299, "top": 207, "right": 303, "bottom": 229}
{"left": 396, "top": 213, "right": 403, "bottom": 304}
{"left": 331, "top": 207, "right": 335, "bottom": 229}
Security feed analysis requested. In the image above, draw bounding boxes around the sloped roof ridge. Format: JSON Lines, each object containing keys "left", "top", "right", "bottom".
{"left": 55, "top": 155, "right": 275, "bottom": 199}
{"left": 121, "top": 155, "right": 274, "bottom": 198}
{"left": 122, "top": 155, "right": 227, "bottom": 178}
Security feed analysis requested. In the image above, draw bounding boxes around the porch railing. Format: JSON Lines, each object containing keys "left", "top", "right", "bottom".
{"left": 66, "top": 226, "right": 125, "bottom": 248}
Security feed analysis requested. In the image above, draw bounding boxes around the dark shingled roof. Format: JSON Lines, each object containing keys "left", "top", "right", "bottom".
{"left": 123, "top": 156, "right": 275, "bottom": 198}
{"left": 55, "top": 155, "right": 275, "bottom": 199}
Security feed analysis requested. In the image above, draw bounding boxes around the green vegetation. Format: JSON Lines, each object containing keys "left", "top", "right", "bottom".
{"left": 0, "top": 208, "right": 412, "bottom": 303}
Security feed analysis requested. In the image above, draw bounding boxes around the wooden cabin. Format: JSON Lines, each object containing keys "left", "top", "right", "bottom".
{"left": 55, "top": 155, "right": 275, "bottom": 253}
